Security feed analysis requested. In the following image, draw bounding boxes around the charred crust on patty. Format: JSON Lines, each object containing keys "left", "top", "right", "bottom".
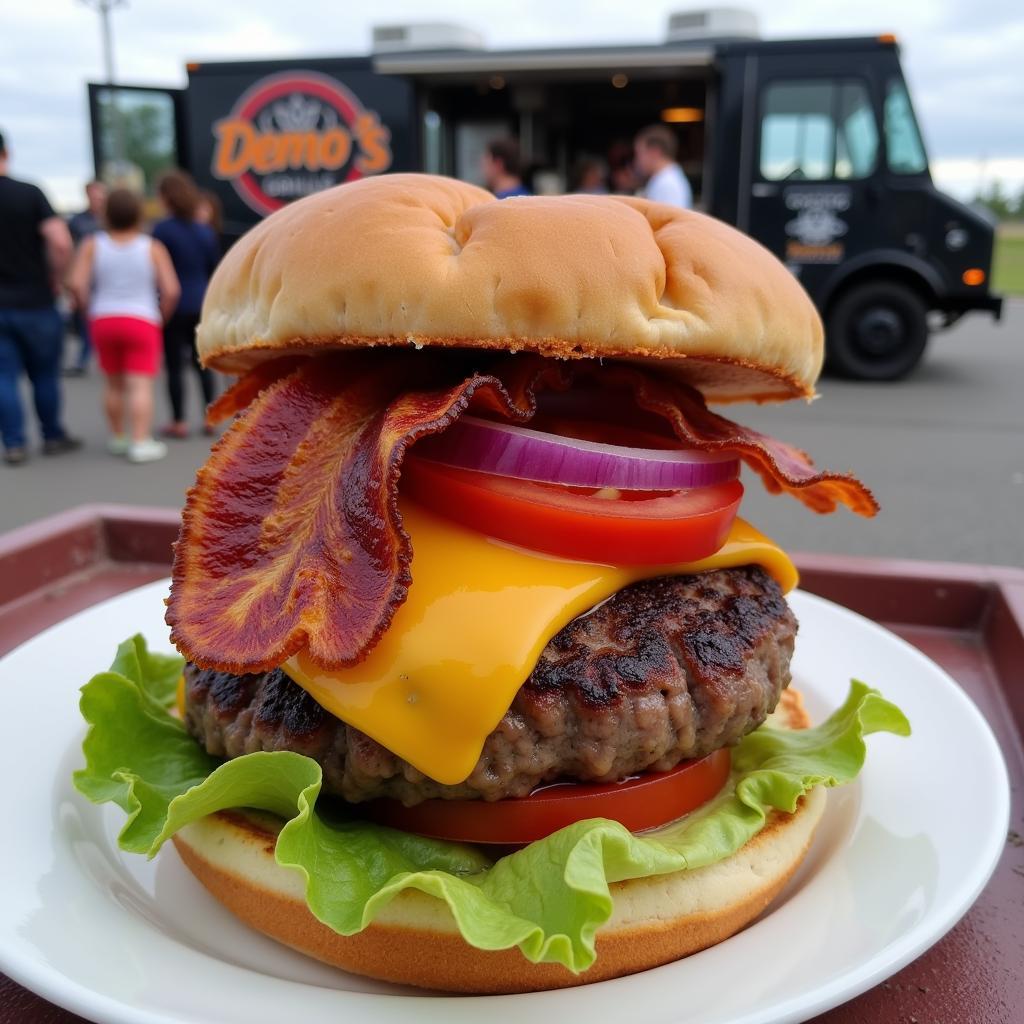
{"left": 528, "top": 566, "right": 792, "bottom": 705}
{"left": 183, "top": 566, "right": 796, "bottom": 804}
{"left": 254, "top": 669, "right": 328, "bottom": 737}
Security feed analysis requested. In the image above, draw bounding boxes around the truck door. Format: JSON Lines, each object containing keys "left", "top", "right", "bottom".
{"left": 741, "top": 70, "right": 880, "bottom": 304}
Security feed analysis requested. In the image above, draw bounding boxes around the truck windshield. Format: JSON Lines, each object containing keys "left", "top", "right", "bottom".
{"left": 884, "top": 79, "right": 928, "bottom": 174}
{"left": 759, "top": 80, "right": 877, "bottom": 181}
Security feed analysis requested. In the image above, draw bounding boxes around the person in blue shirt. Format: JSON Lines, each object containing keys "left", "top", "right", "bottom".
{"left": 152, "top": 170, "right": 219, "bottom": 438}
{"left": 481, "top": 138, "right": 532, "bottom": 199}
{"left": 65, "top": 180, "right": 107, "bottom": 375}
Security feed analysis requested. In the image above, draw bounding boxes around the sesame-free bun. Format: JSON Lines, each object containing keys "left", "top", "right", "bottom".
{"left": 171, "top": 689, "right": 825, "bottom": 993}
{"left": 197, "top": 174, "right": 823, "bottom": 402}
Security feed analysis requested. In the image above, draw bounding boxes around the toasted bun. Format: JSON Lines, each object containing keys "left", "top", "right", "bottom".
{"left": 172, "top": 689, "right": 825, "bottom": 993}
{"left": 197, "top": 174, "right": 823, "bottom": 402}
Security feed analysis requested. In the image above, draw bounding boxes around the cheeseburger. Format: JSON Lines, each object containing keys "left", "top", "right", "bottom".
{"left": 74, "top": 174, "right": 908, "bottom": 993}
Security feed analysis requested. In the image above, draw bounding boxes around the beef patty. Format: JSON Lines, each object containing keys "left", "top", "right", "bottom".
{"left": 183, "top": 565, "right": 797, "bottom": 805}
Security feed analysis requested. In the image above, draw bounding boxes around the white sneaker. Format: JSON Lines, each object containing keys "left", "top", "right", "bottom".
{"left": 127, "top": 438, "right": 168, "bottom": 463}
{"left": 107, "top": 435, "right": 130, "bottom": 456}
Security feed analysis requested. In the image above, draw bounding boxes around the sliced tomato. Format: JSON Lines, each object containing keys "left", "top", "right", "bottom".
{"left": 364, "top": 748, "right": 731, "bottom": 845}
{"left": 401, "top": 456, "right": 743, "bottom": 565}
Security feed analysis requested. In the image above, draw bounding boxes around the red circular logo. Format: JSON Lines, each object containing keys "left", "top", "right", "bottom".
{"left": 211, "top": 71, "right": 393, "bottom": 216}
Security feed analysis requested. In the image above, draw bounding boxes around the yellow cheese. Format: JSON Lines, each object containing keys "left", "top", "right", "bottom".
{"left": 285, "top": 501, "right": 797, "bottom": 786}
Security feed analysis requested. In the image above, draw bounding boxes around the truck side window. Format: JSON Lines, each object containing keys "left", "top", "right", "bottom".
{"left": 835, "top": 83, "right": 878, "bottom": 179}
{"left": 885, "top": 79, "right": 928, "bottom": 174}
{"left": 760, "top": 82, "right": 834, "bottom": 180}
{"left": 759, "top": 80, "right": 877, "bottom": 182}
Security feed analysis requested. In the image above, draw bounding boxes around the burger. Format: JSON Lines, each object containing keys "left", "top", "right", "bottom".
{"left": 74, "top": 174, "right": 909, "bottom": 993}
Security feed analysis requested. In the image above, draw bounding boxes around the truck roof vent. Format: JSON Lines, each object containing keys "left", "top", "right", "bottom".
{"left": 666, "top": 7, "right": 760, "bottom": 41}
{"left": 371, "top": 22, "right": 485, "bottom": 53}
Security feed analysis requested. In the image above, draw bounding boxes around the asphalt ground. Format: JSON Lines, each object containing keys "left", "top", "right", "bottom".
{"left": 1, "top": 301, "right": 1021, "bottom": 567}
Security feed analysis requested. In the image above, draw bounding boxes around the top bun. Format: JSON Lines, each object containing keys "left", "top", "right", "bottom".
{"left": 197, "top": 174, "right": 823, "bottom": 402}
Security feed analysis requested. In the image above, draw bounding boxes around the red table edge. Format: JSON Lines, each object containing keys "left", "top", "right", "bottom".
{"left": 4, "top": 499, "right": 1022, "bottom": 603}
{"left": 2, "top": 504, "right": 1022, "bottom": 725}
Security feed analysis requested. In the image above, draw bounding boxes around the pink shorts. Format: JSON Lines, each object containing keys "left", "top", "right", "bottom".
{"left": 91, "top": 316, "right": 162, "bottom": 376}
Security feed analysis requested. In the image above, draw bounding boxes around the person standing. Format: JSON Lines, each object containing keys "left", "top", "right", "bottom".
{"left": 194, "top": 189, "right": 226, "bottom": 252}
{"left": 570, "top": 156, "right": 608, "bottom": 194}
{"left": 0, "top": 129, "right": 80, "bottom": 466}
{"left": 634, "top": 125, "right": 693, "bottom": 209}
{"left": 481, "top": 138, "right": 532, "bottom": 199}
{"left": 153, "top": 170, "right": 219, "bottom": 438}
{"left": 68, "top": 189, "right": 180, "bottom": 463}
{"left": 65, "top": 179, "right": 107, "bottom": 375}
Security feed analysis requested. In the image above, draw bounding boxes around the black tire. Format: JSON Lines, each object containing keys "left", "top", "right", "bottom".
{"left": 826, "top": 281, "right": 929, "bottom": 380}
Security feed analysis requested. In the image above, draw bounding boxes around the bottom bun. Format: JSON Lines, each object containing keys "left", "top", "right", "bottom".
{"left": 172, "top": 689, "right": 825, "bottom": 993}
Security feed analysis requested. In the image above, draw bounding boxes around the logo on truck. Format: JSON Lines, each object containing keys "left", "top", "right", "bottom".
{"left": 784, "top": 188, "right": 850, "bottom": 264}
{"left": 211, "top": 71, "right": 392, "bottom": 216}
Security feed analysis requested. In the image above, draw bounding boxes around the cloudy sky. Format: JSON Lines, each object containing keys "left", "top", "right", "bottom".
{"left": 3, "top": 0, "right": 1022, "bottom": 209}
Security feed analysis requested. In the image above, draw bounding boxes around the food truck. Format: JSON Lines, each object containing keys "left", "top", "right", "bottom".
{"left": 88, "top": 8, "right": 1003, "bottom": 379}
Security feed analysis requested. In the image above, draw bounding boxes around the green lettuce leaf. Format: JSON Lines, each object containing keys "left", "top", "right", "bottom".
{"left": 74, "top": 635, "right": 910, "bottom": 973}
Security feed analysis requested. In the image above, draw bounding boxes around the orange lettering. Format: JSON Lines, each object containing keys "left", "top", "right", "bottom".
{"left": 250, "top": 134, "right": 281, "bottom": 174}
{"left": 214, "top": 110, "right": 388, "bottom": 180}
{"left": 319, "top": 128, "right": 352, "bottom": 171}
{"left": 277, "top": 133, "right": 311, "bottom": 170}
{"left": 354, "top": 113, "right": 392, "bottom": 174}
{"left": 212, "top": 119, "right": 255, "bottom": 178}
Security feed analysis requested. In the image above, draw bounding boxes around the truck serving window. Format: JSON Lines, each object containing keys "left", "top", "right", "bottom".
{"left": 759, "top": 80, "right": 877, "bottom": 182}
{"left": 884, "top": 79, "right": 928, "bottom": 174}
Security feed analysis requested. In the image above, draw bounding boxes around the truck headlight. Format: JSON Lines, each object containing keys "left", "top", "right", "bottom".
{"left": 946, "top": 227, "right": 968, "bottom": 251}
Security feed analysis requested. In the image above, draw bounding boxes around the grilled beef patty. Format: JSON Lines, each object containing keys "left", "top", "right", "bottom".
{"left": 183, "top": 565, "right": 796, "bottom": 805}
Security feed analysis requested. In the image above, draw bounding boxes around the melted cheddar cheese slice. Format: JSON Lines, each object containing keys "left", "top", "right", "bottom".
{"left": 285, "top": 501, "right": 797, "bottom": 786}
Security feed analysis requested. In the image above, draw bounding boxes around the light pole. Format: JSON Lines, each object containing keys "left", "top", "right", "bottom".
{"left": 80, "top": 0, "right": 127, "bottom": 169}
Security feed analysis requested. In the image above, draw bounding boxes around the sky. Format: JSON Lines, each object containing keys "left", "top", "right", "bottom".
{"left": 2, "top": 0, "right": 1023, "bottom": 210}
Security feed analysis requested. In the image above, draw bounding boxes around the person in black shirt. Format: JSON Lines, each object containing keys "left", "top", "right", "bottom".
{"left": 0, "top": 130, "right": 80, "bottom": 465}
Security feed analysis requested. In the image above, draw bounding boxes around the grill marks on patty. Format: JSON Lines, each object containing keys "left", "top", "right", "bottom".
{"left": 183, "top": 566, "right": 797, "bottom": 805}
{"left": 528, "top": 571, "right": 791, "bottom": 708}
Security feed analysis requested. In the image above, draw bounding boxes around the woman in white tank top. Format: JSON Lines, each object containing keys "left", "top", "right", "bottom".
{"left": 68, "top": 189, "right": 179, "bottom": 462}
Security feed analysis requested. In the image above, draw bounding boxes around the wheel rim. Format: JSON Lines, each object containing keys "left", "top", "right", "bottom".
{"left": 853, "top": 305, "right": 906, "bottom": 357}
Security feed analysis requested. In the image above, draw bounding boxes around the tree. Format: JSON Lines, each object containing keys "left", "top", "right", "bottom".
{"left": 972, "top": 180, "right": 1021, "bottom": 221}
{"left": 98, "top": 90, "right": 176, "bottom": 194}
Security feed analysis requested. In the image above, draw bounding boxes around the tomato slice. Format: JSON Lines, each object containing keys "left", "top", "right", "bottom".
{"left": 364, "top": 748, "right": 731, "bottom": 845}
{"left": 401, "top": 456, "right": 743, "bottom": 565}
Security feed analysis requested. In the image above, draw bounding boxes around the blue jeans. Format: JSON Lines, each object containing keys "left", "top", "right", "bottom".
{"left": 0, "top": 306, "right": 66, "bottom": 449}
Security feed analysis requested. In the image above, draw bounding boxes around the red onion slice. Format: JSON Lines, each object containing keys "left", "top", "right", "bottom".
{"left": 414, "top": 415, "right": 740, "bottom": 491}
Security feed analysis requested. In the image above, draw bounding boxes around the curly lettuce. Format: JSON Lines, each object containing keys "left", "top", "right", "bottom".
{"left": 74, "top": 635, "right": 910, "bottom": 973}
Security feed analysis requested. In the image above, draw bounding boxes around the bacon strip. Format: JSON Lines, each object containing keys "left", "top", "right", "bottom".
{"left": 598, "top": 367, "right": 879, "bottom": 517}
{"left": 205, "top": 355, "right": 307, "bottom": 426}
{"left": 169, "top": 350, "right": 874, "bottom": 674}
{"left": 168, "top": 352, "right": 566, "bottom": 673}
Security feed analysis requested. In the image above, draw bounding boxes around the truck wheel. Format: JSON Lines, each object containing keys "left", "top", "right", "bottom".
{"left": 826, "top": 282, "right": 929, "bottom": 380}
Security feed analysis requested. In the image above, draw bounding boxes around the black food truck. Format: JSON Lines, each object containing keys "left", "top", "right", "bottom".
{"left": 88, "top": 10, "right": 1003, "bottom": 380}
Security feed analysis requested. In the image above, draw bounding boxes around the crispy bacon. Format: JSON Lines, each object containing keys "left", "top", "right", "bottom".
{"left": 596, "top": 367, "right": 879, "bottom": 517}
{"left": 170, "top": 351, "right": 875, "bottom": 674}
{"left": 168, "top": 352, "right": 567, "bottom": 673}
{"left": 205, "top": 356, "right": 307, "bottom": 426}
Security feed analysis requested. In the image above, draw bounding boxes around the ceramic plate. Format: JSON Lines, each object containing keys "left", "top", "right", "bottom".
{"left": 0, "top": 581, "right": 1009, "bottom": 1024}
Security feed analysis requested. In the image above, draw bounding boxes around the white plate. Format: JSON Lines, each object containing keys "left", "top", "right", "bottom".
{"left": 0, "top": 580, "right": 1009, "bottom": 1024}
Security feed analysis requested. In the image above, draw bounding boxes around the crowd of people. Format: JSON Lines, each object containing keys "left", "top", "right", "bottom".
{"left": 0, "top": 122, "right": 690, "bottom": 469}
{"left": 0, "top": 130, "right": 220, "bottom": 466}
{"left": 481, "top": 124, "right": 693, "bottom": 208}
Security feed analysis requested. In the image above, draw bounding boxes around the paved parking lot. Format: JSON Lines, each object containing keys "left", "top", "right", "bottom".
{"left": 2, "top": 301, "right": 1021, "bottom": 567}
